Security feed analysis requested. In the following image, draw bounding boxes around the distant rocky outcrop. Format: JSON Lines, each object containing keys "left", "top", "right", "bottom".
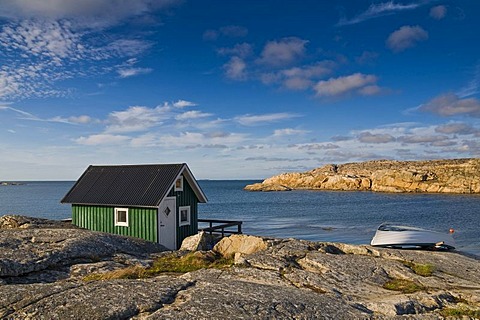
{"left": 245, "top": 158, "right": 480, "bottom": 193}
{"left": 1, "top": 215, "right": 479, "bottom": 319}
{"left": 0, "top": 182, "right": 23, "bottom": 186}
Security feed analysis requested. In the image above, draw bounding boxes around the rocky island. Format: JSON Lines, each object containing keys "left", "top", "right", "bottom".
{"left": 1, "top": 215, "right": 479, "bottom": 319}
{"left": 245, "top": 158, "right": 480, "bottom": 193}
{"left": 0, "top": 182, "right": 24, "bottom": 186}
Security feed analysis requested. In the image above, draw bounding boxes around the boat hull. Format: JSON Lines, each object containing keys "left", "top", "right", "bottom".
{"left": 371, "top": 224, "right": 455, "bottom": 250}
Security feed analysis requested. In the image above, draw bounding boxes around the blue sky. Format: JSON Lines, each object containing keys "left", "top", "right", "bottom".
{"left": 0, "top": 0, "right": 479, "bottom": 180}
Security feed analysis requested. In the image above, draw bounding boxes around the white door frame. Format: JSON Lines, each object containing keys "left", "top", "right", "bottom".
{"left": 158, "top": 196, "right": 176, "bottom": 250}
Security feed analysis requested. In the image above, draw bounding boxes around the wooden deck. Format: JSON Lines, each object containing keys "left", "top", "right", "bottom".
{"left": 198, "top": 219, "right": 242, "bottom": 237}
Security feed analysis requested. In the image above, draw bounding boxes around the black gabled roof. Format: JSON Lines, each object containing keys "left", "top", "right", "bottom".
{"left": 61, "top": 163, "right": 207, "bottom": 207}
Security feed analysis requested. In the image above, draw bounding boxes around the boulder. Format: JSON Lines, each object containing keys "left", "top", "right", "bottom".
{"left": 213, "top": 234, "right": 268, "bottom": 258}
{"left": 179, "top": 231, "right": 214, "bottom": 251}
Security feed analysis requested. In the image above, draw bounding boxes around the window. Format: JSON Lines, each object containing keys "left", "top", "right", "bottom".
{"left": 115, "top": 208, "right": 129, "bottom": 227}
{"left": 179, "top": 206, "right": 190, "bottom": 226}
{"left": 174, "top": 176, "right": 183, "bottom": 191}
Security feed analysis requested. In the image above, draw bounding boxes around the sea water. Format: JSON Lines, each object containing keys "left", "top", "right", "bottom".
{"left": 0, "top": 180, "right": 479, "bottom": 256}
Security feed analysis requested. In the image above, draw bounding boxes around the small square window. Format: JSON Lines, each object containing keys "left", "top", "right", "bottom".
{"left": 174, "top": 176, "right": 183, "bottom": 191}
{"left": 115, "top": 208, "right": 129, "bottom": 227}
{"left": 179, "top": 206, "right": 190, "bottom": 226}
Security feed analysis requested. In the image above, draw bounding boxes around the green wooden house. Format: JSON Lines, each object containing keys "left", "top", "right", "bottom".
{"left": 61, "top": 163, "right": 207, "bottom": 250}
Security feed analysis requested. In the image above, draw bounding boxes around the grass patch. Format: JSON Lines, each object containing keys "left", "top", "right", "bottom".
{"left": 440, "top": 306, "right": 480, "bottom": 318}
{"left": 83, "top": 251, "right": 233, "bottom": 282}
{"left": 383, "top": 278, "right": 424, "bottom": 294}
{"left": 403, "top": 261, "right": 435, "bottom": 277}
{"left": 149, "top": 251, "right": 233, "bottom": 274}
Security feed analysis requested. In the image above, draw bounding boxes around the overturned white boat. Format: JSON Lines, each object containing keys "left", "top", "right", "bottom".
{"left": 371, "top": 223, "right": 456, "bottom": 250}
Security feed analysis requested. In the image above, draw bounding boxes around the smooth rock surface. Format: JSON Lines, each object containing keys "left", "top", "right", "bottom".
{"left": 0, "top": 215, "right": 167, "bottom": 282}
{"left": 1, "top": 216, "right": 479, "bottom": 319}
{"left": 245, "top": 158, "right": 480, "bottom": 193}
{"left": 213, "top": 234, "right": 268, "bottom": 258}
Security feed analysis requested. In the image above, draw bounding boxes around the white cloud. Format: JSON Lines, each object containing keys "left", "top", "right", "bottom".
{"left": 235, "top": 113, "right": 300, "bottom": 126}
{"left": 273, "top": 128, "right": 309, "bottom": 136}
{"left": 68, "top": 115, "right": 92, "bottom": 124}
{"left": 386, "top": 25, "right": 428, "bottom": 52}
{"left": 223, "top": 56, "right": 247, "bottom": 81}
{"left": 105, "top": 105, "right": 169, "bottom": 133}
{"left": 435, "top": 122, "right": 477, "bottom": 135}
{"left": 398, "top": 134, "right": 448, "bottom": 144}
{"left": 0, "top": 0, "right": 180, "bottom": 27}
{"left": 331, "top": 135, "right": 352, "bottom": 142}
{"left": 117, "top": 67, "right": 153, "bottom": 78}
{"left": 457, "top": 63, "right": 480, "bottom": 98}
{"left": 156, "top": 131, "right": 247, "bottom": 148}
{"left": 257, "top": 37, "right": 308, "bottom": 67}
{"left": 130, "top": 133, "right": 157, "bottom": 147}
{"left": 216, "top": 39, "right": 335, "bottom": 91}
{"left": 297, "top": 143, "right": 340, "bottom": 150}
{"left": 337, "top": 1, "right": 423, "bottom": 26}
{"left": 104, "top": 39, "right": 153, "bottom": 58}
{"left": 1, "top": 105, "right": 95, "bottom": 125}
{"left": 0, "top": 0, "right": 169, "bottom": 100}
{"left": 75, "top": 133, "right": 130, "bottom": 145}
{"left": 430, "top": 5, "right": 447, "bottom": 20}
{"left": 282, "top": 61, "right": 336, "bottom": 79}
{"left": 216, "top": 43, "right": 253, "bottom": 58}
{"left": 0, "top": 105, "right": 39, "bottom": 120}
{"left": 0, "top": 20, "right": 81, "bottom": 62}
{"left": 419, "top": 93, "right": 480, "bottom": 117}
{"left": 175, "top": 110, "right": 212, "bottom": 121}
{"left": 282, "top": 77, "right": 313, "bottom": 90}
{"left": 0, "top": 19, "right": 154, "bottom": 99}
{"left": 358, "top": 131, "right": 396, "bottom": 143}
{"left": 259, "top": 60, "right": 337, "bottom": 91}
{"left": 173, "top": 100, "right": 197, "bottom": 108}
{"left": 314, "top": 73, "right": 378, "bottom": 97}
{"left": 64, "top": 100, "right": 217, "bottom": 146}
{"left": 49, "top": 115, "right": 93, "bottom": 124}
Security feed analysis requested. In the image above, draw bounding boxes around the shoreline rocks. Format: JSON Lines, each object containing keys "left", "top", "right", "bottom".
{"left": 1, "top": 215, "right": 479, "bottom": 319}
{"left": 0, "top": 182, "right": 23, "bottom": 186}
{"left": 245, "top": 158, "right": 480, "bottom": 193}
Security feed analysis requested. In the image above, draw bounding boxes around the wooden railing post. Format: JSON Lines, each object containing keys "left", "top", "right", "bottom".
{"left": 198, "top": 218, "right": 243, "bottom": 238}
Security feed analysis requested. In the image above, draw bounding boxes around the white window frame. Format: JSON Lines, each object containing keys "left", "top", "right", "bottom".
{"left": 178, "top": 206, "right": 191, "bottom": 226}
{"left": 174, "top": 176, "right": 184, "bottom": 191}
{"left": 114, "top": 207, "right": 129, "bottom": 227}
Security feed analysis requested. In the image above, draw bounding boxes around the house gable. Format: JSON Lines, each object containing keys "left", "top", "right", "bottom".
{"left": 61, "top": 163, "right": 207, "bottom": 207}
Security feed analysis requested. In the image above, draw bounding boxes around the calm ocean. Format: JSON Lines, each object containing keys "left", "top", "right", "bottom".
{"left": 1, "top": 180, "right": 479, "bottom": 256}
